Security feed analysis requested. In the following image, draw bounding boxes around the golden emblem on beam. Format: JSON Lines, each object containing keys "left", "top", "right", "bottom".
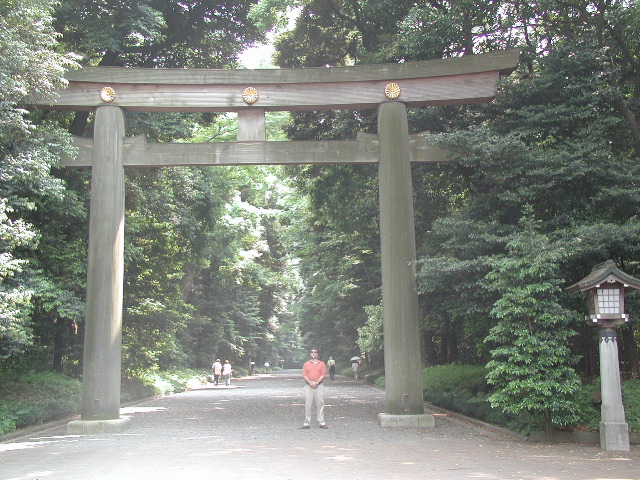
{"left": 99, "top": 86, "right": 116, "bottom": 103}
{"left": 242, "top": 87, "right": 259, "bottom": 104}
{"left": 384, "top": 83, "right": 401, "bottom": 99}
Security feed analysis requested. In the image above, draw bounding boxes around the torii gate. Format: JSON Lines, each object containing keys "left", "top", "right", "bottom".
{"left": 38, "top": 49, "right": 519, "bottom": 433}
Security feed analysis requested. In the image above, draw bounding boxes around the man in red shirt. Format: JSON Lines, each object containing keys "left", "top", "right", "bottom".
{"left": 301, "top": 348, "right": 327, "bottom": 429}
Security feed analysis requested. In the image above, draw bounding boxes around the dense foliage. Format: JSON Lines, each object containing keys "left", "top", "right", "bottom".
{"left": 1, "top": 0, "right": 640, "bottom": 434}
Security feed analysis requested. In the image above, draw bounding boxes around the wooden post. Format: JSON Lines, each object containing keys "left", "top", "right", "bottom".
{"left": 377, "top": 102, "right": 432, "bottom": 426}
{"left": 72, "top": 106, "right": 129, "bottom": 432}
{"left": 238, "top": 109, "right": 266, "bottom": 141}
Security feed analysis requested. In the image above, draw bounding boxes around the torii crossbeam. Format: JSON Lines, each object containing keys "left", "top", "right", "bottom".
{"left": 37, "top": 49, "right": 519, "bottom": 432}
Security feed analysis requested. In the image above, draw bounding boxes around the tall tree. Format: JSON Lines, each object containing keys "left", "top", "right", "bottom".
{"left": 484, "top": 213, "right": 581, "bottom": 437}
{"left": 0, "top": 0, "right": 82, "bottom": 364}
{"left": 55, "top": 0, "right": 263, "bottom": 68}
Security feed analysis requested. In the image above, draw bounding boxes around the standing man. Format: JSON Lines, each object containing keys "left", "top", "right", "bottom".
{"left": 301, "top": 348, "right": 327, "bottom": 429}
{"left": 211, "top": 358, "right": 222, "bottom": 386}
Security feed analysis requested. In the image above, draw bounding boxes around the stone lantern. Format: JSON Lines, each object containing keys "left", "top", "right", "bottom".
{"left": 566, "top": 259, "right": 640, "bottom": 451}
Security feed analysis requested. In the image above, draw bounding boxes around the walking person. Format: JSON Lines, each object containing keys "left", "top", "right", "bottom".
{"left": 222, "top": 360, "right": 232, "bottom": 386}
{"left": 351, "top": 358, "right": 359, "bottom": 380}
{"left": 301, "top": 348, "right": 327, "bottom": 429}
{"left": 211, "top": 358, "right": 222, "bottom": 385}
{"left": 327, "top": 356, "right": 336, "bottom": 380}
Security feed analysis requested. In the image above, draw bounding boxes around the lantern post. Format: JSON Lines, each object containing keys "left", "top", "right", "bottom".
{"left": 566, "top": 260, "right": 640, "bottom": 451}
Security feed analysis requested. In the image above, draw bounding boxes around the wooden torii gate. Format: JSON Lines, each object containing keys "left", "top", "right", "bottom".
{"left": 38, "top": 49, "right": 519, "bottom": 432}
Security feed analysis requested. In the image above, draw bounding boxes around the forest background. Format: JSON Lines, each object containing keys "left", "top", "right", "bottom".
{"left": 1, "top": 0, "right": 640, "bottom": 435}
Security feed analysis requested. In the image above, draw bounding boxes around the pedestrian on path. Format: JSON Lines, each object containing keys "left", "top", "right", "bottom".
{"left": 327, "top": 356, "right": 336, "bottom": 380}
{"left": 351, "top": 359, "right": 359, "bottom": 379}
{"left": 211, "top": 359, "right": 222, "bottom": 385}
{"left": 223, "top": 360, "right": 232, "bottom": 386}
{"left": 301, "top": 347, "right": 327, "bottom": 429}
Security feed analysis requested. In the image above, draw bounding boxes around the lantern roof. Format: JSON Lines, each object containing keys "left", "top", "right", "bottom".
{"left": 566, "top": 260, "right": 640, "bottom": 294}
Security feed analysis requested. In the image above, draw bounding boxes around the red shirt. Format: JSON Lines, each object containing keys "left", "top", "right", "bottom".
{"left": 302, "top": 360, "right": 326, "bottom": 383}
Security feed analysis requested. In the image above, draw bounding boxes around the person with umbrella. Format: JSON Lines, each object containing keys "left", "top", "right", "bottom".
{"left": 351, "top": 356, "right": 361, "bottom": 379}
{"left": 301, "top": 348, "right": 327, "bottom": 429}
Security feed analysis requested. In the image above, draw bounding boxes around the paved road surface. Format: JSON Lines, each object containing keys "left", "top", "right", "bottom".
{"left": 1, "top": 370, "right": 638, "bottom": 480}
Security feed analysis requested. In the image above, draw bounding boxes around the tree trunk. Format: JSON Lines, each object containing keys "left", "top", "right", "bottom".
{"left": 545, "top": 411, "right": 553, "bottom": 440}
{"left": 446, "top": 329, "right": 459, "bottom": 363}
{"left": 423, "top": 329, "right": 437, "bottom": 366}
{"left": 181, "top": 262, "right": 198, "bottom": 301}
{"left": 69, "top": 111, "right": 90, "bottom": 136}
{"left": 611, "top": 95, "right": 640, "bottom": 158}
{"left": 52, "top": 323, "right": 65, "bottom": 372}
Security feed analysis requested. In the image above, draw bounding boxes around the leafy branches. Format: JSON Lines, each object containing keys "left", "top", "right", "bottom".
{"left": 484, "top": 213, "right": 581, "bottom": 434}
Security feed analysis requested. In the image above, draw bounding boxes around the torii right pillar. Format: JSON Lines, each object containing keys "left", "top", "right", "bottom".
{"left": 377, "top": 101, "right": 434, "bottom": 427}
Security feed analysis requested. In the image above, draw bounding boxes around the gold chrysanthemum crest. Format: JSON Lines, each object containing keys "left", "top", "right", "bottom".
{"left": 242, "top": 87, "right": 259, "bottom": 104}
{"left": 99, "top": 86, "right": 116, "bottom": 103}
{"left": 384, "top": 82, "right": 401, "bottom": 99}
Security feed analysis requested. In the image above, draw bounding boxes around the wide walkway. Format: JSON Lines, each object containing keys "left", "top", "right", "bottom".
{"left": 1, "top": 370, "right": 638, "bottom": 480}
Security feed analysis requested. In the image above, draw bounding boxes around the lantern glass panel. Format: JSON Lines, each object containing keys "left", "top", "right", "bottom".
{"left": 597, "top": 288, "right": 620, "bottom": 314}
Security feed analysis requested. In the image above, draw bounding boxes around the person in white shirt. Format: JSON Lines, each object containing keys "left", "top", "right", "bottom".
{"left": 222, "top": 360, "right": 232, "bottom": 386}
{"left": 211, "top": 359, "right": 222, "bottom": 385}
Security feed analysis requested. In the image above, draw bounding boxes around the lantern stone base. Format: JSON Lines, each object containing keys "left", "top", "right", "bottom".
{"left": 600, "top": 421, "right": 630, "bottom": 451}
{"left": 378, "top": 413, "right": 435, "bottom": 428}
{"left": 67, "top": 417, "right": 131, "bottom": 434}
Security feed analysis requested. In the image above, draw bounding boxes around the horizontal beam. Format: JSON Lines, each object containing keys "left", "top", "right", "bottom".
{"left": 38, "top": 50, "right": 519, "bottom": 112}
{"left": 64, "top": 49, "right": 519, "bottom": 84}
{"left": 44, "top": 73, "right": 500, "bottom": 112}
{"left": 63, "top": 133, "right": 453, "bottom": 168}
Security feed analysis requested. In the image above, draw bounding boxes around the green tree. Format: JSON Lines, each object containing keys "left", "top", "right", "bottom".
{"left": 0, "top": 0, "right": 81, "bottom": 363}
{"left": 55, "top": 0, "right": 262, "bottom": 68}
{"left": 417, "top": 32, "right": 640, "bottom": 371}
{"left": 484, "top": 213, "right": 581, "bottom": 437}
{"left": 357, "top": 304, "right": 383, "bottom": 364}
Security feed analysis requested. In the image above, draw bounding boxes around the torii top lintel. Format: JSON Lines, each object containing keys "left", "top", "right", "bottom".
{"left": 39, "top": 49, "right": 519, "bottom": 113}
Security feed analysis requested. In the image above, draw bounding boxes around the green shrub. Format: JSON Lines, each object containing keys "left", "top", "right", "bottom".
{"left": 0, "top": 371, "right": 81, "bottom": 436}
{"left": 0, "top": 403, "right": 17, "bottom": 434}
{"left": 560, "top": 380, "right": 639, "bottom": 433}
{"left": 419, "top": 366, "right": 640, "bottom": 435}
{"left": 423, "top": 364, "right": 489, "bottom": 398}
{"left": 120, "top": 378, "right": 157, "bottom": 403}
{"left": 623, "top": 380, "right": 640, "bottom": 432}
{"left": 567, "top": 382, "right": 601, "bottom": 432}
{"left": 361, "top": 366, "right": 385, "bottom": 384}
{"left": 121, "top": 368, "right": 209, "bottom": 400}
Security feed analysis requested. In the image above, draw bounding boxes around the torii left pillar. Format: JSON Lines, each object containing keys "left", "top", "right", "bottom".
{"left": 377, "top": 102, "right": 434, "bottom": 427}
{"left": 68, "top": 106, "right": 131, "bottom": 433}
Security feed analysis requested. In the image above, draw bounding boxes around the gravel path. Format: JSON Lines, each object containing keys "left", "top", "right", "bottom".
{"left": 1, "top": 370, "right": 638, "bottom": 480}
